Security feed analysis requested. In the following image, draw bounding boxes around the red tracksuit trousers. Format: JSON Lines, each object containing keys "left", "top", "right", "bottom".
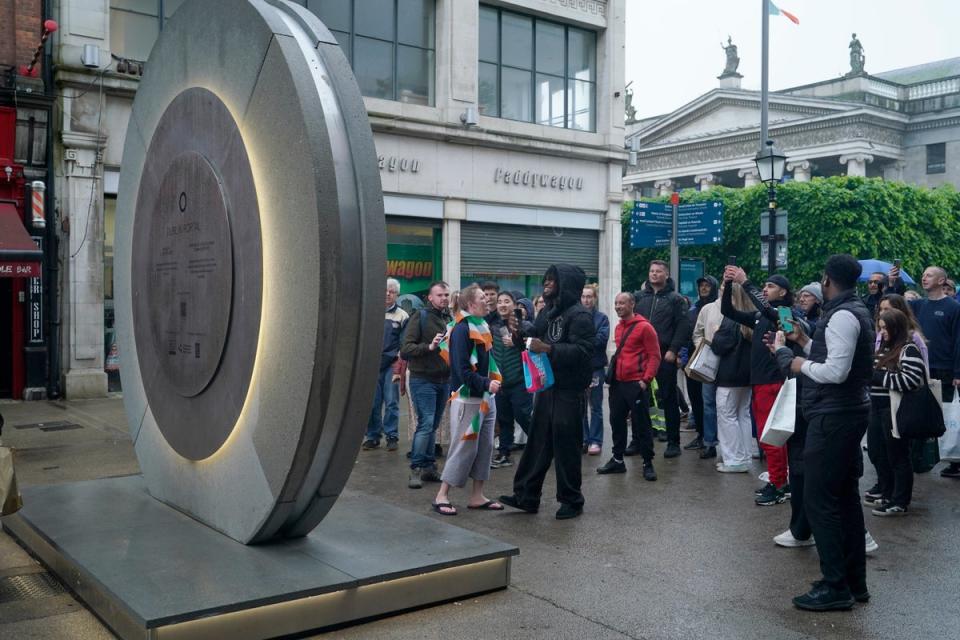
{"left": 752, "top": 382, "right": 788, "bottom": 488}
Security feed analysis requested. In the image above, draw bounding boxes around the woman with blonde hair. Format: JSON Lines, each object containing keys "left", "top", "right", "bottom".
{"left": 711, "top": 283, "right": 754, "bottom": 472}
{"left": 432, "top": 284, "right": 503, "bottom": 515}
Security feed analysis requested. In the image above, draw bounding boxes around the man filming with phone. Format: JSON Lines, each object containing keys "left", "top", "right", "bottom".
{"left": 721, "top": 265, "right": 794, "bottom": 506}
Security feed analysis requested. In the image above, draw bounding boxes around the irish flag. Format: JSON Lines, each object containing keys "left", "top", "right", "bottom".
{"left": 769, "top": 1, "right": 800, "bottom": 24}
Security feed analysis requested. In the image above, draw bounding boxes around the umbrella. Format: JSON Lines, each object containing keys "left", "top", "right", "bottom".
{"left": 857, "top": 259, "right": 915, "bottom": 285}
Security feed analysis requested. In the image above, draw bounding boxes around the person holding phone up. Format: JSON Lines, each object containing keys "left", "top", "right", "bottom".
{"left": 721, "top": 267, "right": 795, "bottom": 507}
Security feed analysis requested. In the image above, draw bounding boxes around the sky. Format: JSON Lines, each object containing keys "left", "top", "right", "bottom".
{"left": 625, "top": 0, "right": 960, "bottom": 120}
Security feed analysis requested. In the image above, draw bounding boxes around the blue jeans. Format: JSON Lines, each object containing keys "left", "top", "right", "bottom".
{"left": 702, "top": 382, "right": 718, "bottom": 447}
{"left": 496, "top": 382, "right": 532, "bottom": 454}
{"left": 366, "top": 366, "right": 399, "bottom": 442}
{"left": 409, "top": 377, "right": 449, "bottom": 470}
{"left": 582, "top": 368, "right": 605, "bottom": 445}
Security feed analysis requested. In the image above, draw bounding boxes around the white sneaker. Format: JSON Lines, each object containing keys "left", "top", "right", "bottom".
{"left": 716, "top": 463, "right": 749, "bottom": 473}
{"left": 774, "top": 529, "right": 816, "bottom": 548}
{"left": 865, "top": 531, "right": 879, "bottom": 554}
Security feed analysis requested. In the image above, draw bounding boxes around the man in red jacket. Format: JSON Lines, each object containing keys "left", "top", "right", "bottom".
{"left": 597, "top": 292, "right": 662, "bottom": 480}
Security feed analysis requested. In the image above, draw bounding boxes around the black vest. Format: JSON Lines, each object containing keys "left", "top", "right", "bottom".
{"left": 801, "top": 290, "right": 875, "bottom": 419}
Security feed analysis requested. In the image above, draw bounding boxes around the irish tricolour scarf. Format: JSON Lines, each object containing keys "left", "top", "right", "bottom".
{"left": 440, "top": 313, "right": 502, "bottom": 441}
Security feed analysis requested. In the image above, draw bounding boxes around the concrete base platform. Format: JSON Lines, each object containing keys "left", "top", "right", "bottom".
{"left": 2, "top": 476, "right": 518, "bottom": 639}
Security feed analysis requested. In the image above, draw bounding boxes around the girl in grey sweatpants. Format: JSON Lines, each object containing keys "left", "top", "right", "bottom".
{"left": 442, "top": 398, "right": 496, "bottom": 488}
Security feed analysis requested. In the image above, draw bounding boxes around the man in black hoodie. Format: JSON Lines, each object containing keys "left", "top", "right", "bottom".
{"left": 500, "top": 264, "right": 595, "bottom": 520}
{"left": 683, "top": 276, "right": 719, "bottom": 454}
{"left": 634, "top": 260, "right": 690, "bottom": 458}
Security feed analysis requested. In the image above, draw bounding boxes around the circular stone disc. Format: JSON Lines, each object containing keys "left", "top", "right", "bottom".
{"left": 114, "top": 0, "right": 385, "bottom": 544}
{"left": 139, "top": 151, "right": 234, "bottom": 399}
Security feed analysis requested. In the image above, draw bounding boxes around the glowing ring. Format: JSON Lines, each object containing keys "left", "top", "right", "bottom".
{"left": 114, "top": 0, "right": 385, "bottom": 543}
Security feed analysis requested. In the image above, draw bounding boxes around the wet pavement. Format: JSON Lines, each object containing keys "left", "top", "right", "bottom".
{"left": 0, "top": 396, "right": 958, "bottom": 639}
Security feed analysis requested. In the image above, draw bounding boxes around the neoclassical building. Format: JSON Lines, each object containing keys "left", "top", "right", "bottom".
{"left": 624, "top": 53, "right": 960, "bottom": 196}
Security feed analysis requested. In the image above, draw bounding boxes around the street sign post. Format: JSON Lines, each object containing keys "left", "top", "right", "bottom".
{"left": 629, "top": 200, "right": 725, "bottom": 249}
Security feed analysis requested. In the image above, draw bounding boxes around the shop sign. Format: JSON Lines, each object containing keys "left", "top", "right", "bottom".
{"left": 28, "top": 236, "right": 43, "bottom": 343}
{"left": 493, "top": 168, "right": 584, "bottom": 191}
{"left": 387, "top": 242, "right": 435, "bottom": 293}
{"left": 378, "top": 155, "right": 421, "bottom": 173}
{"left": 0, "top": 262, "right": 40, "bottom": 277}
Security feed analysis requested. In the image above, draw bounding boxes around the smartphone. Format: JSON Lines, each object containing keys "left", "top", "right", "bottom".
{"left": 728, "top": 255, "right": 737, "bottom": 266}
{"left": 778, "top": 306, "right": 794, "bottom": 333}
{"left": 894, "top": 259, "right": 902, "bottom": 269}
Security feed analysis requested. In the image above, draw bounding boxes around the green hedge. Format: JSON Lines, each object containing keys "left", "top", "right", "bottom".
{"left": 622, "top": 176, "right": 960, "bottom": 290}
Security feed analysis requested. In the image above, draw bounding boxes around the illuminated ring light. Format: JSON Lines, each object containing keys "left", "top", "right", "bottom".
{"left": 114, "top": 0, "right": 385, "bottom": 544}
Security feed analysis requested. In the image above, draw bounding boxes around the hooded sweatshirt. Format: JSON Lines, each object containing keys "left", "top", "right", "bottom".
{"left": 685, "top": 276, "right": 719, "bottom": 353}
{"left": 634, "top": 278, "right": 690, "bottom": 355}
{"left": 612, "top": 313, "right": 661, "bottom": 383}
{"left": 528, "top": 264, "right": 595, "bottom": 391}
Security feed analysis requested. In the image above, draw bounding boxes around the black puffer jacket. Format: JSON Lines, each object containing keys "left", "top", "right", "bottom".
{"left": 528, "top": 264, "right": 595, "bottom": 391}
{"left": 710, "top": 317, "right": 751, "bottom": 387}
{"left": 634, "top": 278, "right": 690, "bottom": 355}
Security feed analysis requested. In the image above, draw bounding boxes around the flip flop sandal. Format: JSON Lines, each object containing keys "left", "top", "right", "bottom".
{"left": 432, "top": 501, "right": 457, "bottom": 516}
{"left": 467, "top": 500, "right": 504, "bottom": 511}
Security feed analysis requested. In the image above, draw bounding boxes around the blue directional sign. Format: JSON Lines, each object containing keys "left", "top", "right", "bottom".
{"left": 629, "top": 201, "right": 672, "bottom": 249}
{"left": 677, "top": 201, "right": 724, "bottom": 247}
{"left": 629, "top": 200, "right": 724, "bottom": 249}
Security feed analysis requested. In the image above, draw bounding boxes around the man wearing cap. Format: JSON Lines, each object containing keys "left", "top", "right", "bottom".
{"left": 775, "top": 254, "right": 874, "bottom": 611}
{"left": 797, "top": 282, "right": 823, "bottom": 330}
{"left": 722, "top": 268, "right": 794, "bottom": 506}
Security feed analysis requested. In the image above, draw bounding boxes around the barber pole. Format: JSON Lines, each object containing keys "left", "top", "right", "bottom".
{"left": 31, "top": 181, "right": 46, "bottom": 229}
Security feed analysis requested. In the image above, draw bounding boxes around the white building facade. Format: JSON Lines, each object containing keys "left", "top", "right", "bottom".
{"left": 50, "top": 0, "right": 627, "bottom": 398}
{"left": 624, "top": 58, "right": 960, "bottom": 196}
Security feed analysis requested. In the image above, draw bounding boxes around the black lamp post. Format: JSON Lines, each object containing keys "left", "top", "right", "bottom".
{"left": 755, "top": 140, "right": 787, "bottom": 275}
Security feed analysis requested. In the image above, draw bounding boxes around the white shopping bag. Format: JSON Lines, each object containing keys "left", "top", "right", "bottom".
{"left": 685, "top": 341, "right": 719, "bottom": 383}
{"left": 760, "top": 378, "right": 796, "bottom": 447}
{"left": 939, "top": 395, "right": 960, "bottom": 461}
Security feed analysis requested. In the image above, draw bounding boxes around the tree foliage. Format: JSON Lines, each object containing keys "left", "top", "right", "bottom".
{"left": 622, "top": 177, "right": 960, "bottom": 290}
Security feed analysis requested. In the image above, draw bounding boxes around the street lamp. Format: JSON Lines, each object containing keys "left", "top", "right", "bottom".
{"left": 755, "top": 140, "right": 787, "bottom": 274}
{"left": 755, "top": 140, "right": 786, "bottom": 185}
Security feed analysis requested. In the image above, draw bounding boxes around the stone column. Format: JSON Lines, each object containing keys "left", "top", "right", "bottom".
{"left": 442, "top": 199, "right": 465, "bottom": 290}
{"left": 61, "top": 131, "right": 108, "bottom": 398}
{"left": 695, "top": 174, "right": 716, "bottom": 191}
{"left": 599, "top": 165, "right": 623, "bottom": 358}
{"left": 787, "top": 160, "right": 812, "bottom": 182}
{"left": 839, "top": 153, "right": 874, "bottom": 177}
{"left": 653, "top": 179, "right": 673, "bottom": 197}
{"left": 738, "top": 167, "right": 760, "bottom": 187}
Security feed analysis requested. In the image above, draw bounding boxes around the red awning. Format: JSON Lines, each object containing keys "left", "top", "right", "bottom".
{"left": 0, "top": 201, "right": 42, "bottom": 278}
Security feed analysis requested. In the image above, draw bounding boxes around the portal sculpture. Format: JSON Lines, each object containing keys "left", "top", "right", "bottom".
{"left": 114, "top": 0, "right": 385, "bottom": 544}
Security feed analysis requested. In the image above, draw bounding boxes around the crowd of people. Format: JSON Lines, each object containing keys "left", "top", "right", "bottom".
{"left": 365, "top": 254, "right": 960, "bottom": 612}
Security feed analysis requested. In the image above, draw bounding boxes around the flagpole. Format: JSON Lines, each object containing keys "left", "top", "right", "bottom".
{"left": 760, "top": 0, "right": 770, "bottom": 150}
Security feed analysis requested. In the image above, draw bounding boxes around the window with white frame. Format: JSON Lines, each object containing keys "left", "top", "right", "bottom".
{"left": 303, "top": 0, "right": 436, "bottom": 106}
{"left": 479, "top": 5, "right": 597, "bottom": 132}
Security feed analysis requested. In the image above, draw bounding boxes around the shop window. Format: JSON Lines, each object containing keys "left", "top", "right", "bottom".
{"left": 14, "top": 108, "right": 48, "bottom": 167}
{"left": 479, "top": 5, "right": 597, "bottom": 132}
{"left": 386, "top": 219, "right": 442, "bottom": 305}
{"left": 304, "top": 0, "right": 436, "bottom": 106}
{"left": 109, "top": 0, "right": 184, "bottom": 61}
{"left": 927, "top": 142, "right": 946, "bottom": 174}
{"left": 103, "top": 196, "right": 121, "bottom": 390}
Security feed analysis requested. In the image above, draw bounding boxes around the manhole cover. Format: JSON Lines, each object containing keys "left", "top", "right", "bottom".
{"left": 0, "top": 572, "right": 66, "bottom": 604}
